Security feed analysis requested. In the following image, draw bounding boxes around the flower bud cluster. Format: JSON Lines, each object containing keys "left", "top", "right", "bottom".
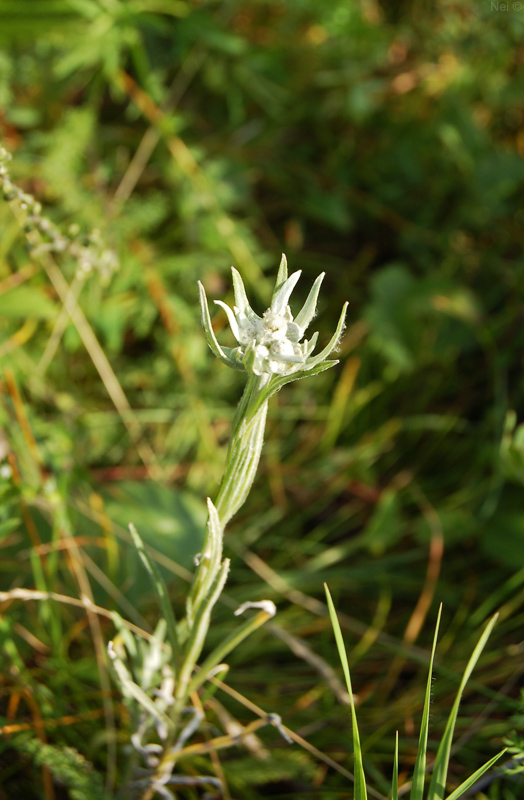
{"left": 0, "top": 145, "right": 118, "bottom": 283}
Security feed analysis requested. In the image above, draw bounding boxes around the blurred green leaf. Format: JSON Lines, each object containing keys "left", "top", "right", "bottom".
{"left": 364, "top": 488, "right": 403, "bottom": 556}
{"left": 103, "top": 481, "right": 206, "bottom": 591}
{"left": 0, "top": 286, "right": 57, "bottom": 319}
{"left": 481, "top": 509, "right": 524, "bottom": 568}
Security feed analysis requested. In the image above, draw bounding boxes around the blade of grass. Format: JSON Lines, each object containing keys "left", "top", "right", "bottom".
{"left": 443, "top": 749, "right": 506, "bottom": 800}
{"left": 128, "top": 523, "right": 180, "bottom": 667}
{"left": 325, "top": 583, "right": 367, "bottom": 800}
{"left": 410, "top": 605, "right": 442, "bottom": 800}
{"left": 427, "top": 614, "right": 499, "bottom": 800}
{"left": 392, "top": 731, "right": 399, "bottom": 800}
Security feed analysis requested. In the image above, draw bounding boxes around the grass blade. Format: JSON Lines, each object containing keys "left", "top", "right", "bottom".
{"left": 128, "top": 523, "right": 179, "bottom": 666}
{"left": 427, "top": 613, "right": 499, "bottom": 800}
{"left": 392, "top": 731, "right": 399, "bottom": 800}
{"left": 444, "top": 749, "right": 506, "bottom": 800}
{"left": 325, "top": 583, "right": 367, "bottom": 800}
{"left": 410, "top": 605, "right": 442, "bottom": 800}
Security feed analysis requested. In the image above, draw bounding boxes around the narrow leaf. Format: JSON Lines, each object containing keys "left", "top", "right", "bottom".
{"left": 260, "top": 360, "right": 339, "bottom": 404}
{"left": 271, "top": 253, "right": 288, "bottom": 301}
{"left": 175, "top": 559, "right": 230, "bottom": 709}
{"left": 410, "top": 605, "right": 442, "bottom": 800}
{"left": 305, "top": 330, "right": 319, "bottom": 356}
{"left": 108, "top": 642, "right": 174, "bottom": 732}
{"left": 214, "top": 299, "right": 241, "bottom": 341}
{"left": 187, "top": 498, "right": 224, "bottom": 624}
{"left": 231, "top": 266, "right": 254, "bottom": 317}
{"left": 325, "top": 583, "right": 367, "bottom": 800}
{"left": 271, "top": 270, "right": 301, "bottom": 315}
{"left": 444, "top": 749, "right": 506, "bottom": 800}
{"left": 198, "top": 281, "right": 234, "bottom": 367}
{"left": 294, "top": 272, "right": 325, "bottom": 333}
{"left": 428, "top": 614, "right": 499, "bottom": 800}
{"left": 306, "top": 301, "right": 348, "bottom": 368}
{"left": 128, "top": 523, "right": 179, "bottom": 665}
{"left": 392, "top": 732, "right": 399, "bottom": 800}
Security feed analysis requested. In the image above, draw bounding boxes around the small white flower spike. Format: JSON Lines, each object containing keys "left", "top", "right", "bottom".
{"left": 199, "top": 255, "right": 347, "bottom": 383}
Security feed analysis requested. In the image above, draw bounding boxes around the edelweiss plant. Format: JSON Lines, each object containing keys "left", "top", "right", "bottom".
{"left": 108, "top": 257, "right": 348, "bottom": 799}
{"left": 199, "top": 255, "right": 347, "bottom": 526}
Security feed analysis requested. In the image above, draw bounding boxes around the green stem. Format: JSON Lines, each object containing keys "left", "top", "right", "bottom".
{"left": 186, "top": 607, "right": 274, "bottom": 696}
{"left": 141, "top": 376, "right": 271, "bottom": 797}
{"left": 214, "top": 374, "right": 269, "bottom": 526}
{"left": 226, "top": 373, "right": 268, "bottom": 456}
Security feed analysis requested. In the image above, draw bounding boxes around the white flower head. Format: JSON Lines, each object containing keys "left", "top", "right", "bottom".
{"left": 199, "top": 255, "right": 347, "bottom": 382}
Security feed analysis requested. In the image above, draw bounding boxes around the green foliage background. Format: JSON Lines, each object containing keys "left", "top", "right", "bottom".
{"left": 1, "top": 0, "right": 524, "bottom": 797}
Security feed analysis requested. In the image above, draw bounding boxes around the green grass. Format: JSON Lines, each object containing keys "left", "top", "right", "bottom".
{"left": 1, "top": 1, "right": 524, "bottom": 797}
{"left": 325, "top": 587, "right": 506, "bottom": 800}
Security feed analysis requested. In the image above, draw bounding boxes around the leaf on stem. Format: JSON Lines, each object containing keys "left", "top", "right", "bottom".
{"left": 231, "top": 266, "right": 255, "bottom": 318}
{"left": 294, "top": 272, "right": 325, "bottom": 333}
{"left": 187, "top": 498, "right": 224, "bottom": 623}
{"left": 175, "top": 559, "right": 230, "bottom": 710}
{"left": 271, "top": 253, "right": 288, "bottom": 300}
{"left": 198, "top": 281, "right": 242, "bottom": 370}
{"left": 107, "top": 641, "right": 174, "bottom": 735}
{"left": 306, "top": 301, "right": 348, "bottom": 369}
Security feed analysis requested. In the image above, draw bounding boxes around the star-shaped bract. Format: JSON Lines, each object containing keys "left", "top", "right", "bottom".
{"left": 198, "top": 255, "right": 347, "bottom": 385}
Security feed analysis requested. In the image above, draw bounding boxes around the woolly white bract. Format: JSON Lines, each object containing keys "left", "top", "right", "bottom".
{"left": 198, "top": 254, "right": 347, "bottom": 381}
